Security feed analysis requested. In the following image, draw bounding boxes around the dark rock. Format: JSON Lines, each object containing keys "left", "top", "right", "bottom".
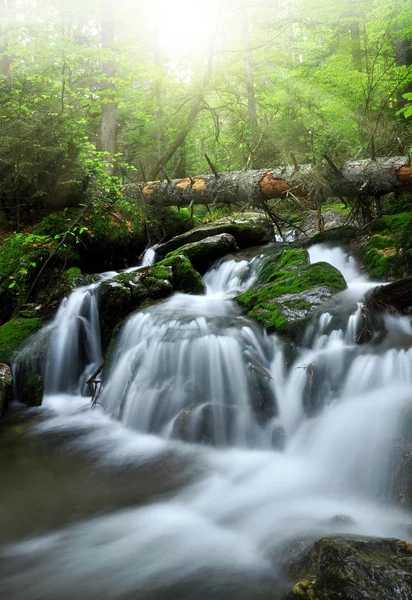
{"left": 307, "top": 225, "right": 359, "bottom": 247}
{"left": 154, "top": 217, "right": 273, "bottom": 256}
{"left": 20, "top": 370, "right": 43, "bottom": 406}
{"left": 165, "top": 233, "right": 239, "bottom": 274}
{"left": 172, "top": 403, "right": 257, "bottom": 446}
{"left": 0, "top": 363, "right": 12, "bottom": 417}
{"left": 283, "top": 535, "right": 412, "bottom": 599}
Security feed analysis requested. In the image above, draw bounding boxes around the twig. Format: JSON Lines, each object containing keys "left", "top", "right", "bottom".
{"left": 204, "top": 153, "right": 219, "bottom": 178}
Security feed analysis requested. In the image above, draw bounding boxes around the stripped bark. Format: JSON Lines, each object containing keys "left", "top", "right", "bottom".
{"left": 124, "top": 156, "right": 412, "bottom": 208}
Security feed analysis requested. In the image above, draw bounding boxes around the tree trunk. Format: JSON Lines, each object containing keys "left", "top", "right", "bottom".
{"left": 125, "top": 156, "right": 412, "bottom": 207}
{"left": 241, "top": 0, "right": 258, "bottom": 166}
{"left": 148, "top": 38, "right": 214, "bottom": 181}
{"left": 100, "top": 0, "right": 117, "bottom": 171}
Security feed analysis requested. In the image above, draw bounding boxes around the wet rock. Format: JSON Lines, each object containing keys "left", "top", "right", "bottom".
{"left": 20, "top": 370, "right": 43, "bottom": 406}
{"left": 389, "top": 440, "right": 412, "bottom": 508}
{"left": 283, "top": 535, "right": 412, "bottom": 599}
{"left": 166, "top": 233, "right": 239, "bottom": 274}
{"left": 296, "top": 206, "right": 349, "bottom": 240}
{"left": 0, "top": 363, "right": 12, "bottom": 418}
{"left": 154, "top": 216, "right": 273, "bottom": 256}
{"left": 236, "top": 249, "right": 346, "bottom": 340}
{"left": 156, "top": 254, "right": 205, "bottom": 295}
{"left": 99, "top": 258, "right": 204, "bottom": 349}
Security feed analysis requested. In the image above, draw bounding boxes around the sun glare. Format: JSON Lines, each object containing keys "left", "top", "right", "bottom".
{"left": 155, "top": 0, "right": 222, "bottom": 55}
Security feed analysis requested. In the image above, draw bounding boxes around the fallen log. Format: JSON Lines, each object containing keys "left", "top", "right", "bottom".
{"left": 124, "top": 156, "right": 412, "bottom": 207}
{"left": 357, "top": 276, "right": 412, "bottom": 344}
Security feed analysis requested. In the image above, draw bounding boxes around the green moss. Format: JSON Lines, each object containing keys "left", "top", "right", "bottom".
{"left": 149, "top": 265, "right": 170, "bottom": 280}
{"left": 0, "top": 318, "right": 42, "bottom": 363}
{"left": 21, "top": 371, "right": 43, "bottom": 407}
{"left": 363, "top": 234, "right": 397, "bottom": 279}
{"left": 158, "top": 255, "right": 205, "bottom": 294}
{"left": 258, "top": 248, "right": 309, "bottom": 285}
{"left": 236, "top": 262, "right": 346, "bottom": 335}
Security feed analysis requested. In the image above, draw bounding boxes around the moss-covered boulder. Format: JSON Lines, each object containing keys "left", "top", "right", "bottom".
{"left": 284, "top": 535, "right": 412, "bottom": 599}
{"left": 166, "top": 233, "right": 238, "bottom": 274}
{"left": 99, "top": 257, "right": 204, "bottom": 349}
{"left": 157, "top": 255, "right": 205, "bottom": 295}
{"left": 154, "top": 217, "right": 273, "bottom": 257}
{"left": 235, "top": 249, "right": 346, "bottom": 339}
{"left": 0, "top": 317, "right": 43, "bottom": 364}
{"left": 0, "top": 363, "right": 12, "bottom": 418}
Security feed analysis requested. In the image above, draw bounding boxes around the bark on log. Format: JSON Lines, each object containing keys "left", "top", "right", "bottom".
{"left": 357, "top": 276, "right": 412, "bottom": 344}
{"left": 124, "top": 156, "right": 412, "bottom": 207}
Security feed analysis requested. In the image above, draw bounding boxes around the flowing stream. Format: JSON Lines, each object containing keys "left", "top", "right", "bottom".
{"left": 1, "top": 243, "right": 412, "bottom": 599}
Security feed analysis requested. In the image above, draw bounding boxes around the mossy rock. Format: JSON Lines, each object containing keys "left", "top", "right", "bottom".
{"left": 0, "top": 318, "right": 43, "bottom": 363}
{"left": 308, "top": 225, "right": 359, "bottom": 246}
{"left": 236, "top": 257, "right": 346, "bottom": 339}
{"left": 20, "top": 371, "right": 43, "bottom": 407}
{"left": 157, "top": 255, "right": 205, "bottom": 295}
{"left": 284, "top": 535, "right": 412, "bottom": 599}
{"left": 165, "top": 233, "right": 238, "bottom": 274}
{"left": 257, "top": 248, "right": 309, "bottom": 285}
{"left": 154, "top": 218, "right": 272, "bottom": 257}
{"left": 0, "top": 363, "right": 13, "bottom": 418}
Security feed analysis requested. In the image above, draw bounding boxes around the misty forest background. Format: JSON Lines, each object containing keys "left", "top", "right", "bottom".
{"left": 0, "top": 0, "right": 411, "bottom": 324}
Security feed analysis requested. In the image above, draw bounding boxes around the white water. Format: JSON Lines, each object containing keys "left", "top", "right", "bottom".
{"left": 2, "top": 245, "right": 412, "bottom": 599}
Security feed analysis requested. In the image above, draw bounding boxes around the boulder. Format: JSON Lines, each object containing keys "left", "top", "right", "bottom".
{"left": 165, "top": 233, "right": 239, "bottom": 274}
{"left": 283, "top": 535, "right": 412, "bottom": 599}
{"left": 154, "top": 216, "right": 273, "bottom": 256}
{"left": 236, "top": 248, "right": 346, "bottom": 339}
{"left": 0, "top": 363, "right": 12, "bottom": 417}
{"left": 307, "top": 225, "right": 359, "bottom": 247}
{"left": 99, "top": 256, "right": 204, "bottom": 349}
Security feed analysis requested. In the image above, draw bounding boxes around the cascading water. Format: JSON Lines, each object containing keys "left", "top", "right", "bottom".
{"left": 2, "top": 243, "right": 412, "bottom": 599}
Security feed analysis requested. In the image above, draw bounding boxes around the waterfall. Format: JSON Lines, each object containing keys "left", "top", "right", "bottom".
{"left": 3, "top": 243, "right": 412, "bottom": 599}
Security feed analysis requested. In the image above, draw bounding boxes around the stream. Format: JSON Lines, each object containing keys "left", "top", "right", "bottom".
{"left": 1, "top": 243, "right": 412, "bottom": 599}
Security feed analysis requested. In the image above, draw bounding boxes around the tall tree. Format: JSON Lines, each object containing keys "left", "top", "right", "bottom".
{"left": 100, "top": 0, "right": 117, "bottom": 170}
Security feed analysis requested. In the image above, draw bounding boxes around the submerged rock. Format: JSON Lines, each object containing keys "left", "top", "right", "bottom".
{"left": 165, "top": 233, "right": 239, "bottom": 274}
{"left": 154, "top": 216, "right": 273, "bottom": 256}
{"left": 171, "top": 403, "right": 257, "bottom": 446}
{"left": 0, "top": 363, "right": 12, "bottom": 417}
{"left": 236, "top": 248, "right": 346, "bottom": 339}
{"left": 283, "top": 535, "right": 412, "bottom": 599}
